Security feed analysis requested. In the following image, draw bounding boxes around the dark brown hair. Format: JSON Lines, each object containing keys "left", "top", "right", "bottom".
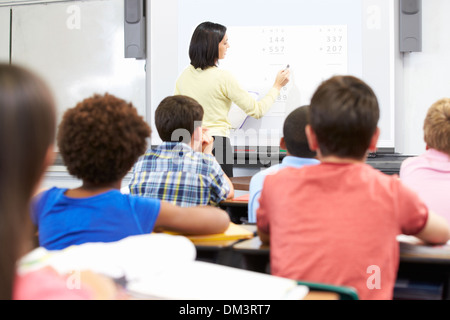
{"left": 57, "top": 93, "right": 150, "bottom": 185}
{"left": 309, "top": 75, "right": 379, "bottom": 159}
{"left": 189, "top": 21, "right": 227, "bottom": 70}
{"left": 283, "top": 106, "right": 316, "bottom": 158}
{"left": 0, "top": 64, "right": 56, "bottom": 299}
{"left": 155, "top": 95, "right": 204, "bottom": 143}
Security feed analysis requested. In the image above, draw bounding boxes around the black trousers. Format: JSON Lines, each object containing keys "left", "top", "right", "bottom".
{"left": 212, "top": 136, "right": 234, "bottom": 177}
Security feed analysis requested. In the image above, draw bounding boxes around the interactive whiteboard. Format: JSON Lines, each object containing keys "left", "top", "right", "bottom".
{"left": 149, "top": 0, "right": 401, "bottom": 149}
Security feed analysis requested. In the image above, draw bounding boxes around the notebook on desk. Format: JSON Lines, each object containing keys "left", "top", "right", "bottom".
{"left": 127, "top": 260, "right": 309, "bottom": 300}
{"left": 165, "top": 222, "right": 254, "bottom": 243}
{"left": 18, "top": 233, "right": 308, "bottom": 300}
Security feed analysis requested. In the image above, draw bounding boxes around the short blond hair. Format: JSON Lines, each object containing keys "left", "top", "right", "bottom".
{"left": 424, "top": 98, "right": 450, "bottom": 156}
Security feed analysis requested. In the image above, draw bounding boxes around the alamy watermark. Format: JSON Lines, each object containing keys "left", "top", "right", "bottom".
{"left": 366, "top": 265, "right": 381, "bottom": 290}
{"left": 66, "top": 5, "right": 81, "bottom": 30}
{"left": 170, "top": 123, "right": 282, "bottom": 167}
{"left": 66, "top": 270, "right": 82, "bottom": 290}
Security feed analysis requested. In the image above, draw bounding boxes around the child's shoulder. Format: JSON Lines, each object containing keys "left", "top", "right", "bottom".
{"left": 403, "top": 149, "right": 450, "bottom": 170}
{"left": 125, "top": 192, "right": 161, "bottom": 206}
{"left": 190, "top": 151, "right": 223, "bottom": 173}
{"left": 260, "top": 165, "right": 304, "bottom": 187}
{"left": 34, "top": 187, "right": 66, "bottom": 202}
{"left": 184, "top": 148, "right": 215, "bottom": 162}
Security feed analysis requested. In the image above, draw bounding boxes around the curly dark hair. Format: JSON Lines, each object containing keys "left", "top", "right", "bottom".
{"left": 57, "top": 93, "right": 151, "bottom": 185}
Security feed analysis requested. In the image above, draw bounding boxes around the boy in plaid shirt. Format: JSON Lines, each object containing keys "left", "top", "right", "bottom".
{"left": 129, "top": 95, "right": 234, "bottom": 207}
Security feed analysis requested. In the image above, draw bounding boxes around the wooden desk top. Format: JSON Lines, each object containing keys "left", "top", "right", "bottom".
{"left": 304, "top": 291, "right": 339, "bottom": 300}
{"left": 233, "top": 234, "right": 450, "bottom": 263}
{"left": 230, "top": 176, "right": 252, "bottom": 191}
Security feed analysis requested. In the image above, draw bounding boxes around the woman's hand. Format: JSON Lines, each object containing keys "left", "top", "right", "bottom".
{"left": 273, "top": 68, "right": 290, "bottom": 91}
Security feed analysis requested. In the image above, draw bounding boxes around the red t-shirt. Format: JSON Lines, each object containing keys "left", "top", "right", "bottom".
{"left": 257, "top": 162, "right": 428, "bottom": 300}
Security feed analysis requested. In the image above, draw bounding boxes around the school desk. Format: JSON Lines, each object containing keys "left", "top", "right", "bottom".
{"left": 232, "top": 234, "right": 450, "bottom": 300}
{"left": 190, "top": 224, "right": 256, "bottom": 266}
{"left": 229, "top": 176, "right": 251, "bottom": 191}
{"left": 303, "top": 291, "right": 340, "bottom": 300}
{"left": 171, "top": 224, "right": 340, "bottom": 300}
{"left": 219, "top": 196, "right": 249, "bottom": 224}
{"left": 395, "top": 236, "right": 450, "bottom": 300}
{"left": 232, "top": 235, "right": 269, "bottom": 273}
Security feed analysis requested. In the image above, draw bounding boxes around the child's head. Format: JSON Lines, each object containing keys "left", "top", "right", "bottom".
{"left": 308, "top": 75, "right": 380, "bottom": 160}
{"left": 155, "top": 95, "right": 204, "bottom": 144}
{"left": 0, "top": 64, "right": 56, "bottom": 299}
{"left": 423, "top": 98, "right": 450, "bottom": 156}
{"left": 0, "top": 64, "right": 56, "bottom": 197}
{"left": 58, "top": 93, "right": 150, "bottom": 185}
{"left": 282, "top": 105, "right": 316, "bottom": 158}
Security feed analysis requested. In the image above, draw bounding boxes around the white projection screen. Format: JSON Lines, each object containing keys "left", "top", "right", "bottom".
{"left": 148, "top": 0, "right": 400, "bottom": 150}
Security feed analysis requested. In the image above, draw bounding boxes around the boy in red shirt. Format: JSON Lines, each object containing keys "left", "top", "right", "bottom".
{"left": 257, "top": 75, "right": 449, "bottom": 300}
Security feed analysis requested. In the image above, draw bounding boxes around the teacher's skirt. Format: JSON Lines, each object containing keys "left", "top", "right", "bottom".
{"left": 212, "top": 136, "right": 234, "bottom": 177}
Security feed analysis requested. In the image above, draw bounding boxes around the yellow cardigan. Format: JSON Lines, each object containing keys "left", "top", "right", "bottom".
{"left": 174, "top": 65, "right": 280, "bottom": 138}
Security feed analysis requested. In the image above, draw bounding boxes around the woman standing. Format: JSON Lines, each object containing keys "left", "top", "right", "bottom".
{"left": 175, "top": 21, "right": 290, "bottom": 177}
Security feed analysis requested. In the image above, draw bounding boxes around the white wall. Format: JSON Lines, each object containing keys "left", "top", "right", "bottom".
{"left": 0, "top": 7, "right": 9, "bottom": 61}
{"left": 2, "top": 0, "right": 449, "bottom": 190}
{"left": 398, "top": 0, "right": 450, "bottom": 155}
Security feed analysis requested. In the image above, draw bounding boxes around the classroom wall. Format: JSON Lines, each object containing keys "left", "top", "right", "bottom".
{"left": 398, "top": 0, "right": 450, "bottom": 156}
{"left": 0, "top": 9, "right": 9, "bottom": 61}
{"left": 147, "top": 0, "right": 448, "bottom": 157}
{"left": 2, "top": 0, "right": 449, "bottom": 189}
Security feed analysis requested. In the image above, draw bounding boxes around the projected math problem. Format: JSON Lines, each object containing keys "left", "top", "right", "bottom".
{"left": 221, "top": 25, "right": 348, "bottom": 132}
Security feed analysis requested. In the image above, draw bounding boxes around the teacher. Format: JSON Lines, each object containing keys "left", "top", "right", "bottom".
{"left": 175, "top": 21, "right": 290, "bottom": 177}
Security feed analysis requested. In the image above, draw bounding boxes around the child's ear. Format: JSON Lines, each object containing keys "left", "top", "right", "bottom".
{"left": 279, "top": 137, "right": 286, "bottom": 150}
{"left": 193, "top": 126, "right": 203, "bottom": 142}
{"left": 191, "top": 126, "right": 203, "bottom": 152}
{"left": 368, "top": 127, "right": 380, "bottom": 152}
{"left": 305, "top": 125, "right": 319, "bottom": 151}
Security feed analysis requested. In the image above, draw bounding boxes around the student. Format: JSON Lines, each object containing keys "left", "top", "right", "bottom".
{"left": 0, "top": 64, "right": 118, "bottom": 300}
{"left": 256, "top": 75, "right": 450, "bottom": 300}
{"left": 400, "top": 98, "right": 450, "bottom": 224}
{"left": 129, "top": 95, "right": 234, "bottom": 207}
{"left": 32, "top": 93, "right": 230, "bottom": 251}
{"left": 175, "top": 21, "right": 290, "bottom": 176}
{"left": 248, "top": 106, "right": 319, "bottom": 223}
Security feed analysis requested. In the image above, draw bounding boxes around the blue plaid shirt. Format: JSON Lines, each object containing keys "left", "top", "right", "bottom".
{"left": 129, "top": 142, "right": 230, "bottom": 207}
